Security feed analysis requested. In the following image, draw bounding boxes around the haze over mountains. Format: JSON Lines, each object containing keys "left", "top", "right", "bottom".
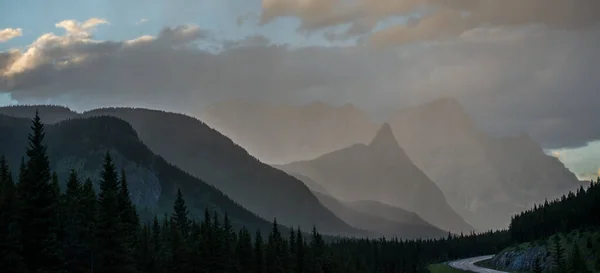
{"left": 0, "top": 114, "right": 277, "bottom": 233}
{"left": 389, "top": 98, "right": 582, "bottom": 230}
{"left": 278, "top": 123, "right": 474, "bottom": 234}
{"left": 202, "top": 100, "right": 378, "bottom": 164}
{"left": 0, "top": 106, "right": 360, "bottom": 236}
{"left": 0, "top": 97, "right": 583, "bottom": 233}
{"left": 203, "top": 98, "right": 583, "bottom": 231}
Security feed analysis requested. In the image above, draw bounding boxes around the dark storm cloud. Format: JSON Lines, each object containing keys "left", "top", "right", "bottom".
{"left": 260, "top": 0, "right": 600, "bottom": 46}
{"left": 1, "top": 18, "right": 600, "bottom": 149}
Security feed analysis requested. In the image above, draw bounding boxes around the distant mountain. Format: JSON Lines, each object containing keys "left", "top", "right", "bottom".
{"left": 201, "top": 100, "right": 379, "bottom": 164}
{"left": 0, "top": 106, "right": 364, "bottom": 235}
{"left": 0, "top": 105, "right": 79, "bottom": 123}
{"left": 311, "top": 191, "right": 447, "bottom": 239}
{"left": 389, "top": 97, "right": 582, "bottom": 230}
{"left": 0, "top": 114, "right": 275, "bottom": 233}
{"left": 278, "top": 123, "right": 475, "bottom": 234}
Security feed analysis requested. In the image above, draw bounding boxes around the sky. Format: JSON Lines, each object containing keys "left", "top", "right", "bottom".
{"left": 1, "top": 0, "right": 600, "bottom": 179}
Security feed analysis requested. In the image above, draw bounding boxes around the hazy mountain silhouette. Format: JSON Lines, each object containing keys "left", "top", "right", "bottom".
{"left": 278, "top": 123, "right": 475, "bottom": 234}
{"left": 311, "top": 191, "right": 447, "bottom": 239}
{"left": 389, "top": 97, "right": 582, "bottom": 230}
{"left": 0, "top": 106, "right": 362, "bottom": 236}
{"left": 0, "top": 114, "right": 277, "bottom": 232}
{"left": 201, "top": 100, "right": 378, "bottom": 164}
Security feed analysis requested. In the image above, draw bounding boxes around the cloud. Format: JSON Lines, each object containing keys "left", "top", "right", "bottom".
{"left": 261, "top": 0, "right": 600, "bottom": 46}
{"left": 55, "top": 18, "right": 109, "bottom": 38}
{"left": 1, "top": 18, "right": 600, "bottom": 150}
{"left": 136, "top": 18, "right": 149, "bottom": 25}
{"left": 0, "top": 28, "right": 23, "bottom": 42}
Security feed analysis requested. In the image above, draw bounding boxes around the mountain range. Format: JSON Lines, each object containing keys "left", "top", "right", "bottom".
{"left": 0, "top": 114, "right": 276, "bottom": 233}
{"left": 278, "top": 123, "right": 474, "bottom": 234}
{"left": 0, "top": 106, "right": 359, "bottom": 236}
{"left": 202, "top": 98, "right": 583, "bottom": 230}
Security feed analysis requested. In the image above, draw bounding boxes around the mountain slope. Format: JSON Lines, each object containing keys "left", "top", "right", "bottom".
{"left": 311, "top": 191, "right": 447, "bottom": 239}
{"left": 278, "top": 123, "right": 474, "bottom": 234}
{"left": 0, "top": 114, "right": 274, "bottom": 232}
{"left": 201, "top": 100, "right": 379, "bottom": 164}
{"left": 77, "top": 107, "right": 359, "bottom": 235}
{"left": 389, "top": 97, "right": 581, "bottom": 230}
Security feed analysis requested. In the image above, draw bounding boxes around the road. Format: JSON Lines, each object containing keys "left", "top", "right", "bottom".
{"left": 448, "top": 255, "right": 507, "bottom": 273}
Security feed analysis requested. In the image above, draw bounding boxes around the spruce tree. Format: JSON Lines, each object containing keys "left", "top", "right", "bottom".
{"left": 0, "top": 156, "right": 25, "bottom": 273}
{"left": 151, "top": 216, "right": 163, "bottom": 273}
{"left": 568, "top": 245, "right": 588, "bottom": 273}
{"left": 222, "top": 212, "right": 236, "bottom": 272}
{"left": 551, "top": 235, "right": 565, "bottom": 272}
{"left": 255, "top": 230, "right": 265, "bottom": 273}
{"left": 17, "top": 111, "right": 65, "bottom": 273}
{"left": 96, "top": 152, "right": 135, "bottom": 273}
{"left": 63, "top": 170, "right": 87, "bottom": 273}
{"left": 135, "top": 224, "right": 153, "bottom": 273}
{"left": 236, "top": 227, "right": 254, "bottom": 272}
{"left": 532, "top": 257, "right": 542, "bottom": 273}
{"left": 295, "top": 229, "right": 305, "bottom": 273}
{"left": 169, "top": 216, "right": 191, "bottom": 273}
{"left": 118, "top": 169, "right": 140, "bottom": 252}
{"left": 80, "top": 178, "right": 98, "bottom": 273}
{"left": 173, "top": 188, "right": 190, "bottom": 239}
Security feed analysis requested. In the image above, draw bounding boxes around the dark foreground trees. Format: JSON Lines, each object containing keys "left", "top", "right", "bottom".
{"left": 0, "top": 112, "right": 512, "bottom": 273}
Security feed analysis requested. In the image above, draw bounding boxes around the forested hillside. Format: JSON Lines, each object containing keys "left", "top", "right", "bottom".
{"left": 0, "top": 113, "right": 277, "bottom": 233}
{"left": 0, "top": 112, "right": 511, "bottom": 273}
{"left": 510, "top": 180, "right": 600, "bottom": 243}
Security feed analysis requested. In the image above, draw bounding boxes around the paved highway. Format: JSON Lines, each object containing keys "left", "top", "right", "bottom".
{"left": 448, "top": 255, "right": 507, "bottom": 273}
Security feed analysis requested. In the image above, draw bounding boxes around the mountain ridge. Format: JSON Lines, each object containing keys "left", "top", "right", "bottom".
{"left": 278, "top": 123, "right": 475, "bottom": 234}
{"left": 0, "top": 106, "right": 363, "bottom": 236}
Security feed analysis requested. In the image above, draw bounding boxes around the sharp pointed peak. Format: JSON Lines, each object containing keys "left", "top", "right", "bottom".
{"left": 369, "top": 123, "right": 398, "bottom": 148}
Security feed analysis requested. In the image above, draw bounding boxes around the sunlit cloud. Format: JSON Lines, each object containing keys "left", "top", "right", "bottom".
{"left": 0, "top": 28, "right": 23, "bottom": 43}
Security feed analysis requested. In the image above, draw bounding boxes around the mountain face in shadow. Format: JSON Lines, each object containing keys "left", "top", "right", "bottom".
{"left": 0, "top": 106, "right": 363, "bottom": 235}
{"left": 201, "top": 100, "right": 378, "bottom": 164}
{"left": 311, "top": 191, "right": 447, "bottom": 239}
{"left": 278, "top": 124, "right": 475, "bottom": 234}
{"left": 389, "top": 98, "right": 581, "bottom": 230}
{"left": 0, "top": 114, "right": 275, "bottom": 232}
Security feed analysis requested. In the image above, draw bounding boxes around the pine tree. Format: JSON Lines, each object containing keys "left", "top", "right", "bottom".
{"left": 236, "top": 227, "right": 254, "bottom": 272}
{"left": 0, "top": 156, "right": 25, "bottom": 273}
{"left": 80, "top": 178, "right": 98, "bottom": 273}
{"left": 222, "top": 212, "right": 236, "bottom": 272}
{"left": 568, "top": 244, "right": 589, "bottom": 273}
{"left": 118, "top": 168, "right": 140, "bottom": 252}
{"left": 310, "top": 226, "right": 325, "bottom": 272}
{"left": 532, "top": 257, "right": 542, "bottom": 273}
{"left": 63, "top": 170, "right": 87, "bottom": 273}
{"left": 255, "top": 230, "right": 265, "bottom": 273}
{"left": 96, "top": 152, "right": 135, "bottom": 273}
{"left": 17, "top": 111, "right": 65, "bottom": 273}
{"left": 295, "top": 228, "right": 305, "bottom": 273}
{"left": 173, "top": 188, "right": 190, "bottom": 239}
{"left": 551, "top": 235, "right": 565, "bottom": 272}
{"left": 169, "top": 216, "right": 191, "bottom": 273}
{"left": 135, "top": 224, "right": 153, "bottom": 273}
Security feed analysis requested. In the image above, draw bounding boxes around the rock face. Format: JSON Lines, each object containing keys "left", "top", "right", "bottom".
{"left": 279, "top": 123, "right": 474, "bottom": 234}
{"left": 201, "top": 100, "right": 378, "bottom": 164}
{"left": 490, "top": 245, "right": 552, "bottom": 272}
{"left": 388, "top": 98, "right": 581, "bottom": 230}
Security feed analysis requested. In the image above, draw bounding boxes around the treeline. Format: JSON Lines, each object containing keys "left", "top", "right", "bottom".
{"left": 0, "top": 112, "right": 511, "bottom": 273}
{"left": 510, "top": 180, "right": 600, "bottom": 243}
